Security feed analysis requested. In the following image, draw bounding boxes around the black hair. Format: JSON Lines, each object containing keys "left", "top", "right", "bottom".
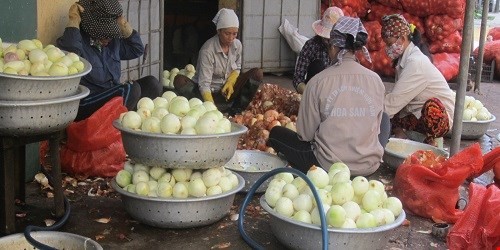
{"left": 409, "top": 28, "right": 433, "bottom": 62}
{"left": 344, "top": 32, "right": 368, "bottom": 51}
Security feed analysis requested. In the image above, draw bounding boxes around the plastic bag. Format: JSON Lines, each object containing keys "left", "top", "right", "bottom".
{"left": 393, "top": 143, "right": 483, "bottom": 223}
{"left": 61, "top": 97, "right": 127, "bottom": 178}
{"left": 278, "top": 19, "right": 309, "bottom": 54}
{"left": 447, "top": 183, "right": 500, "bottom": 250}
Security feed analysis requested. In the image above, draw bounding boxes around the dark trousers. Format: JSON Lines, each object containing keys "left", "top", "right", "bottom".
{"left": 76, "top": 75, "right": 162, "bottom": 121}
{"left": 266, "top": 126, "right": 321, "bottom": 173}
{"left": 267, "top": 112, "right": 391, "bottom": 173}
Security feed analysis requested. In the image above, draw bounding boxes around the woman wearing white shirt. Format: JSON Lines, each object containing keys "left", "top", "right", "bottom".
{"left": 381, "top": 14, "right": 455, "bottom": 145}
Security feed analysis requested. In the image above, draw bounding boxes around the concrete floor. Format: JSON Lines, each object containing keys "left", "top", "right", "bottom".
{"left": 3, "top": 12, "right": 500, "bottom": 249}
{"left": 3, "top": 73, "right": 498, "bottom": 250}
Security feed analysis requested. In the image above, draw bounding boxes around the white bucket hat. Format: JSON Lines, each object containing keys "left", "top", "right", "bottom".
{"left": 312, "top": 7, "right": 344, "bottom": 39}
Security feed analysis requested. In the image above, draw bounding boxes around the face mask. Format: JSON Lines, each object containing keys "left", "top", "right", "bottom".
{"left": 385, "top": 38, "right": 404, "bottom": 60}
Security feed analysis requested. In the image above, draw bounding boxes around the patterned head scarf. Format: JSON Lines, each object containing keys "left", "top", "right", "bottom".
{"left": 212, "top": 8, "right": 239, "bottom": 30}
{"left": 329, "top": 16, "right": 371, "bottom": 65}
{"left": 79, "top": 0, "right": 123, "bottom": 39}
{"left": 381, "top": 14, "right": 411, "bottom": 39}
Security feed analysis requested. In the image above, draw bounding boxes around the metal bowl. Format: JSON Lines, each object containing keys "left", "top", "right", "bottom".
{"left": 224, "top": 150, "right": 288, "bottom": 193}
{"left": 460, "top": 115, "right": 496, "bottom": 139}
{"left": 114, "top": 120, "right": 248, "bottom": 169}
{"left": 111, "top": 173, "right": 244, "bottom": 228}
{"left": 0, "top": 85, "right": 90, "bottom": 136}
{"left": 0, "top": 57, "right": 91, "bottom": 101}
{"left": 0, "top": 231, "right": 103, "bottom": 250}
{"left": 260, "top": 196, "right": 406, "bottom": 250}
{"left": 383, "top": 138, "right": 449, "bottom": 170}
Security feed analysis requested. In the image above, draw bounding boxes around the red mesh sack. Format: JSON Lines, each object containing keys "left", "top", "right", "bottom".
{"left": 330, "top": 0, "right": 370, "bottom": 18}
{"left": 472, "top": 40, "right": 500, "bottom": 64}
{"left": 374, "top": 0, "right": 403, "bottom": 10}
{"left": 400, "top": 0, "right": 466, "bottom": 19}
{"left": 366, "top": 3, "right": 402, "bottom": 22}
{"left": 60, "top": 97, "right": 127, "bottom": 178}
{"left": 487, "top": 27, "right": 500, "bottom": 41}
{"left": 369, "top": 49, "right": 395, "bottom": 77}
{"left": 432, "top": 52, "right": 460, "bottom": 81}
{"left": 393, "top": 143, "right": 483, "bottom": 223}
{"left": 363, "top": 21, "right": 384, "bottom": 51}
{"left": 365, "top": 4, "right": 424, "bottom": 35}
{"left": 425, "top": 15, "right": 463, "bottom": 41}
{"left": 447, "top": 183, "right": 500, "bottom": 249}
{"left": 429, "top": 31, "right": 462, "bottom": 53}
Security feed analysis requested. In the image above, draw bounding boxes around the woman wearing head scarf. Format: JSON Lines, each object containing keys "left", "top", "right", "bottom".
{"left": 267, "top": 16, "right": 387, "bottom": 176}
{"left": 57, "top": 0, "right": 162, "bottom": 121}
{"left": 293, "top": 7, "right": 344, "bottom": 94}
{"left": 381, "top": 14, "right": 455, "bottom": 145}
{"left": 174, "top": 8, "right": 263, "bottom": 114}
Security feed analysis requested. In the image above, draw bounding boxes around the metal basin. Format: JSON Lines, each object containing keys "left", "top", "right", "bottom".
{"left": 0, "top": 85, "right": 90, "bottom": 136}
{"left": 111, "top": 173, "right": 244, "bottom": 228}
{"left": 0, "top": 57, "right": 91, "bottom": 101}
{"left": 114, "top": 120, "right": 248, "bottom": 169}
{"left": 0, "top": 231, "right": 102, "bottom": 250}
{"left": 383, "top": 138, "right": 449, "bottom": 170}
{"left": 460, "top": 115, "right": 496, "bottom": 139}
{"left": 224, "top": 150, "right": 288, "bottom": 193}
{"left": 260, "top": 196, "right": 406, "bottom": 250}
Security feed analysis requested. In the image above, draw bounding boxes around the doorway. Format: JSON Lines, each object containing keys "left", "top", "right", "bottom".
{"left": 163, "top": 0, "right": 219, "bottom": 70}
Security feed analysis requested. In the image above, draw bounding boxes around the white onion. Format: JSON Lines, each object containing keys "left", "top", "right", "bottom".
{"left": 160, "top": 113, "right": 181, "bottom": 134}
{"left": 274, "top": 173, "right": 294, "bottom": 184}
{"left": 135, "top": 181, "right": 150, "bottom": 196}
{"left": 115, "top": 170, "right": 132, "bottom": 188}
{"left": 292, "top": 194, "right": 313, "bottom": 212}
{"left": 188, "top": 97, "right": 203, "bottom": 108}
{"left": 307, "top": 166, "right": 329, "bottom": 188}
{"left": 141, "top": 117, "right": 161, "bottom": 133}
{"left": 132, "top": 170, "right": 150, "bottom": 184}
{"left": 202, "top": 168, "right": 222, "bottom": 187}
{"left": 384, "top": 197, "right": 403, "bottom": 216}
{"left": 122, "top": 111, "right": 142, "bottom": 129}
{"left": 281, "top": 183, "right": 299, "bottom": 200}
{"left": 351, "top": 176, "right": 369, "bottom": 196}
{"left": 149, "top": 166, "right": 166, "bottom": 180}
{"left": 207, "top": 185, "right": 223, "bottom": 196}
{"left": 292, "top": 210, "right": 312, "bottom": 224}
{"left": 218, "top": 176, "right": 233, "bottom": 192}
{"left": 342, "top": 201, "right": 361, "bottom": 221}
{"left": 356, "top": 213, "right": 377, "bottom": 228}
{"left": 275, "top": 197, "right": 294, "bottom": 217}
{"left": 156, "top": 182, "right": 173, "bottom": 198}
{"left": 188, "top": 178, "right": 207, "bottom": 197}
{"left": 331, "top": 182, "right": 354, "bottom": 205}
{"left": 162, "top": 91, "right": 177, "bottom": 102}
{"left": 326, "top": 205, "right": 346, "bottom": 227}
{"left": 362, "top": 190, "right": 383, "bottom": 212}
{"left": 172, "top": 169, "right": 192, "bottom": 182}
{"left": 168, "top": 98, "right": 191, "bottom": 117}
{"left": 172, "top": 182, "right": 189, "bottom": 198}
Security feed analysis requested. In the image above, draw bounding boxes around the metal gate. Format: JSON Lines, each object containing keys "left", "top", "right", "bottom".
{"left": 119, "top": 0, "right": 164, "bottom": 82}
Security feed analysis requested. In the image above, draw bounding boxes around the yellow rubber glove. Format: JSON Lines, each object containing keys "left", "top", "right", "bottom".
{"left": 201, "top": 90, "right": 214, "bottom": 103}
{"left": 117, "top": 16, "right": 134, "bottom": 38}
{"left": 297, "top": 82, "right": 306, "bottom": 94}
{"left": 221, "top": 70, "right": 239, "bottom": 100}
{"left": 68, "top": 3, "right": 84, "bottom": 28}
